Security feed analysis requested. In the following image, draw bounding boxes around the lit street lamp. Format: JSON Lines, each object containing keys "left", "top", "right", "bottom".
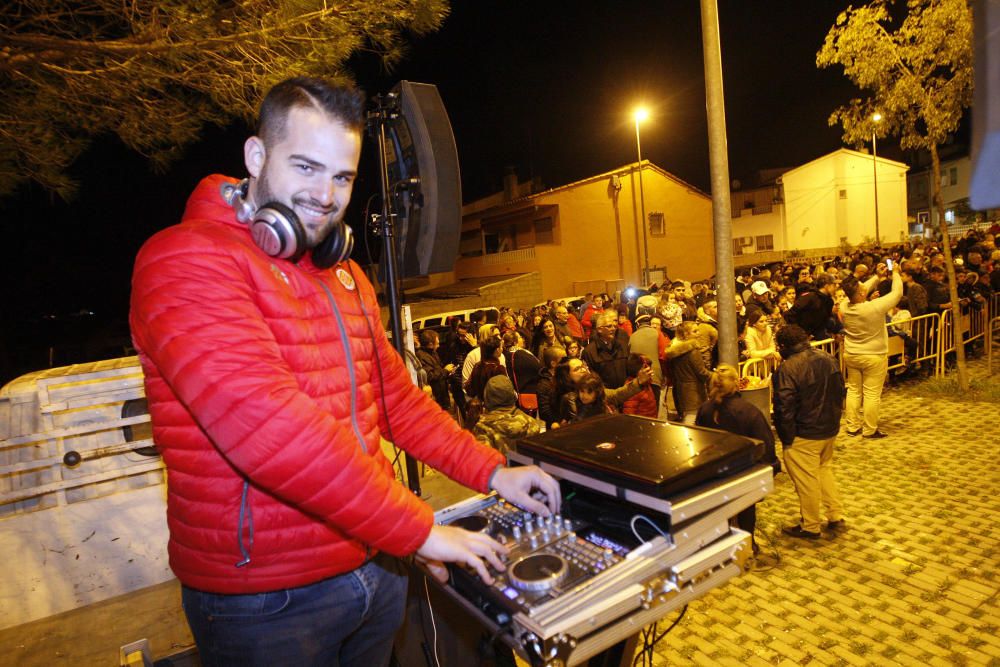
{"left": 871, "top": 112, "right": 882, "bottom": 246}
{"left": 633, "top": 107, "right": 650, "bottom": 285}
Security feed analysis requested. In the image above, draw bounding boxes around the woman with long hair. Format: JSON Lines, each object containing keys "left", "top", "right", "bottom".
{"left": 535, "top": 319, "right": 565, "bottom": 359}
{"left": 695, "top": 364, "right": 779, "bottom": 556}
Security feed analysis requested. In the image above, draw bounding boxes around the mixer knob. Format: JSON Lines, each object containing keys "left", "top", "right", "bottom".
{"left": 512, "top": 526, "right": 522, "bottom": 540}
{"left": 525, "top": 518, "right": 534, "bottom": 532}
{"left": 563, "top": 519, "right": 573, "bottom": 531}
{"left": 529, "top": 535, "right": 538, "bottom": 549}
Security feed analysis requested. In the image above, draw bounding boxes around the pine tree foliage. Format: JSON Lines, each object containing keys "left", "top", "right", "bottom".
{"left": 0, "top": 0, "right": 448, "bottom": 199}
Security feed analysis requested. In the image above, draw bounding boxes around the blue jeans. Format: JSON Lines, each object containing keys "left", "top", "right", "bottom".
{"left": 182, "top": 554, "right": 407, "bottom": 667}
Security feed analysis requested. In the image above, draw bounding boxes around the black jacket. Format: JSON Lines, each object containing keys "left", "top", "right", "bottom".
{"left": 582, "top": 329, "right": 630, "bottom": 389}
{"left": 771, "top": 343, "right": 844, "bottom": 446}
{"left": 696, "top": 394, "right": 779, "bottom": 473}
{"left": 785, "top": 287, "right": 838, "bottom": 340}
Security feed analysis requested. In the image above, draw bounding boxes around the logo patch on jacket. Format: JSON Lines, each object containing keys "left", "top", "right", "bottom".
{"left": 336, "top": 268, "right": 356, "bottom": 291}
{"left": 270, "top": 264, "right": 290, "bottom": 285}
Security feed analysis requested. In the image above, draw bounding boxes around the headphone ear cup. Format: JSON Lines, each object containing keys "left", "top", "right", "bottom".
{"left": 249, "top": 202, "right": 307, "bottom": 262}
{"left": 312, "top": 223, "right": 354, "bottom": 269}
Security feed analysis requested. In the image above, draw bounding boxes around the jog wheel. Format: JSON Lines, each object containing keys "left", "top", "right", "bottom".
{"left": 452, "top": 514, "right": 490, "bottom": 533}
{"left": 509, "top": 554, "right": 567, "bottom": 592}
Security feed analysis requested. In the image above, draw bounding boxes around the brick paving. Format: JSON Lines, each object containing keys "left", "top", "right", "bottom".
{"left": 650, "top": 358, "right": 1000, "bottom": 667}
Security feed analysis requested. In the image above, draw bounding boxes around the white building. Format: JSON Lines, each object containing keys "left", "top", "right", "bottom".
{"left": 731, "top": 149, "right": 909, "bottom": 266}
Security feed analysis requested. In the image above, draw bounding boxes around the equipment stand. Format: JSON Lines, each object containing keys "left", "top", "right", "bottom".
{"left": 368, "top": 93, "right": 422, "bottom": 496}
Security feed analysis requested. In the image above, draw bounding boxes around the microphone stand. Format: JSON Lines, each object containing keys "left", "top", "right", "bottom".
{"left": 368, "top": 93, "right": 422, "bottom": 496}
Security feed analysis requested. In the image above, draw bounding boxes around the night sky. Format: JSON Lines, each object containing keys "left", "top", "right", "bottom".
{"left": 1, "top": 1, "right": 894, "bottom": 382}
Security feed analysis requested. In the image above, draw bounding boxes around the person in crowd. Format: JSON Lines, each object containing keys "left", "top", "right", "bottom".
{"left": 577, "top": 292, "right": 594, "bottom": 320}
{"left": 667, "top": 321, "right": 711, "bottom": 424}
{"left": 771, "top": 325, "right": 846, "bottom": 540}
{"left": 691, "top": 317, "right": 720, "bottom": 369}
{"left": 564, "top": 336, "right": 582, "bottom": 359}
{"left": 696, "top": 364, "right": 779, "bottom": 555}
{"left": 840, "top": 261, "right": 902, "bottom": 439}
{"left": 629, "top": 295, "right": 666, "bottom": 408}
{"left": 473, "top": 376, "right": 541, "bottom": 455}
{"left": 925, "top": 265, "right": 951, "bottom": 313}
{"left": 672, "top": 281, "right": 698, "bottom": 321}
{"left": 697, "top": 299, "right": 719, "bottom": 327}
{"left": 442, "top": 320, "right": 477, "bottom": 415}
{"left": 744, "top": 308, "right": 781, "bottom": 363}
{"left": 498, "top": 313, "right": 517, "bottom": 336}
{"left": 785, "top": 274, "right": 840, "bottom": 340}
{"left": 582, "top": 309, "right": 631, "bottom": 389}
{"left": 534, "top": 318, "right": 565, "bottom": 360}
{"left": 416, "top": 329, "right": 454, "bottom": 411}
{"left": 557, "top": 366, "right": 652, "bottom": 424}
{"left": 749, "top": 280, "right": 777, "bottom": 317}
{"left": 128, "top": 76, "right": 559, "bottom": 665}
{"left": 795, "top": 266, "right": 815, "bottom": 289}
{"left": 621, "top": 354, "right": 659, "bottom": 418}
{"left": 616, "top": 303, "right": 634, "bottom": 336}
{"left": 550, "top": 357, "right": 592, "bottom": 426}
{"left": 777, "top": 285, "right": 798, "bottom": 313}
{"left": 553, "top": 304, "right": 584, "bottom": 342}
{"left": 503, "top": 330, "right": 541, "bottom": 395}
{"left": 580, "top": 293, "right": 605, "bottom": 341}
{"left": 465, "top": 338, "right": 507, "bottom": 403}
{"left": 901, "top": 267, "right": 929, "bottom": 317}
{"left": 658, "top": 291, "right": 684, "bottom": 335}
{"left": 461, "top": 323, "right": 506, "bottom": 400}
{"left": 537, "top": 346, "right": 567, "bottom": 428}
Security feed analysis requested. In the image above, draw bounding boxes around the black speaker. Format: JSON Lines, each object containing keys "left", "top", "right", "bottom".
{"left": 384, "top": 81, "right": 462, "bottom": 278}
{"left": 970, "top": 0, "right": 1000, "bottom": 210}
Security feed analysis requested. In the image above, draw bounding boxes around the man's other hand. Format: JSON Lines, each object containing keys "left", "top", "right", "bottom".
{"left": 416, "top": 525, "right": 507, "bottom": 584}
{"left": 490, "top": 465, "right": 562, "bottom": 516}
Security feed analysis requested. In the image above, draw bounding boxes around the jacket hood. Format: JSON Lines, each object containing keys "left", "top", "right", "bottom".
{"left": 485, "top": 375, "right": 517, "bottom": 410}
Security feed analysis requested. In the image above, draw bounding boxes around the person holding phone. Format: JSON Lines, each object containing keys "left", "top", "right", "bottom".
{"left": 839, "top": 260, "right": 903, "bottom": 439}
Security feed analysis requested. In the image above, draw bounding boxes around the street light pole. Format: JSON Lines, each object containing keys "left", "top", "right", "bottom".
{"left": 872, "top": 112, "right": 882, "bottom": 246}
{"left": 634, "top": 108, "right": 650, "bottom": 285}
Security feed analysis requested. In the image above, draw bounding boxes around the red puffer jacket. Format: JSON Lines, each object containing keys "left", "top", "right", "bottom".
{"left": 130, "top": 175, "right": 504, "bottom": 594}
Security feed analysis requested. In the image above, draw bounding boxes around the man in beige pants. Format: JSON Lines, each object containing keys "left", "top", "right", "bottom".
{"left": 772, "top": 325, "right": 846, "bottom": 539}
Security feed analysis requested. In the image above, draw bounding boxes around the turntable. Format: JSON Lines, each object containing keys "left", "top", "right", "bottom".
{"left": 430, "top": 415, "right": 774, "bottom": 666}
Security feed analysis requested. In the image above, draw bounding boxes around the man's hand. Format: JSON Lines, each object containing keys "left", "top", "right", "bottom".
{"left": 637, "top": 366, "right": 653, "bottom": 386}
{"left": 416, "top": 524, "right": 508, "bottom": 584}
{"left": 490, "top": 465, "right": 562, "bottom": 516}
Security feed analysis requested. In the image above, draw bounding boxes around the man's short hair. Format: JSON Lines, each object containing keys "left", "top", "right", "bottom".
{"left": 258, "top": 77, "right": 366, "bottom": 146}
{"left": 671, "top": 280, "right": 685, "bottom": 289}
{"left": 417, "top": 328, "right": 438, "bottom": 347}
{"left": 929, "top": 265, "right": 945, "bottom": 274}
{"left": 776, "top": 324, "right": 810, "bottom": 351}
{"left": 840, "top": 276, "right": 861, "bottom": 301}
{"left": 815, "top": 274, "right": 835, "bottom": 289}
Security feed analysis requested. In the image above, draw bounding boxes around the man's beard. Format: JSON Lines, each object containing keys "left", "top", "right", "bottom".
{"left": 254, "top": 171, "right": 340, "bottom": 248}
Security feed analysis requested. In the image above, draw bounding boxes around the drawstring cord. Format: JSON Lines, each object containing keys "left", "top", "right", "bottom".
{"left": 235, "top": 479, "right": 254, "bottom": 567}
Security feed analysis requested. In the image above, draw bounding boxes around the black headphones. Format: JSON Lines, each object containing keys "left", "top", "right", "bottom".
{"left": 221, "top": 179, "right": 353, "bottom": 269}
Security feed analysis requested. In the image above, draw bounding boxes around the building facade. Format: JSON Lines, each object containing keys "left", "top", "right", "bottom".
{"left": 455, "top": 163, "right": 716, "bottom": 299}
{"left": 730, "top": 149, "right": 909, "bottom": 266}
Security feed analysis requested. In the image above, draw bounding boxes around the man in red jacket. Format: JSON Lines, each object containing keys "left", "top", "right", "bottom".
{"left": 130, "top": 77, "right": 559, "bottom": 667}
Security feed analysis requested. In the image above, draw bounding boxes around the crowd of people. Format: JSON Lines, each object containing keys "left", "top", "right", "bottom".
{"left": 414, "top": 228, "right": 1000, "bottom": 544}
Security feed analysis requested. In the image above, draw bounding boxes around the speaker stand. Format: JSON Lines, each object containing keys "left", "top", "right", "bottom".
{"left": 368, "top": 92, "right": 422, "bottom": 497}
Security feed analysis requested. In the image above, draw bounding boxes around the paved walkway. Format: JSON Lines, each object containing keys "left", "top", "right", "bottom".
{"left": 650, "top": 359, "right": 1000, "bottom": 666}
